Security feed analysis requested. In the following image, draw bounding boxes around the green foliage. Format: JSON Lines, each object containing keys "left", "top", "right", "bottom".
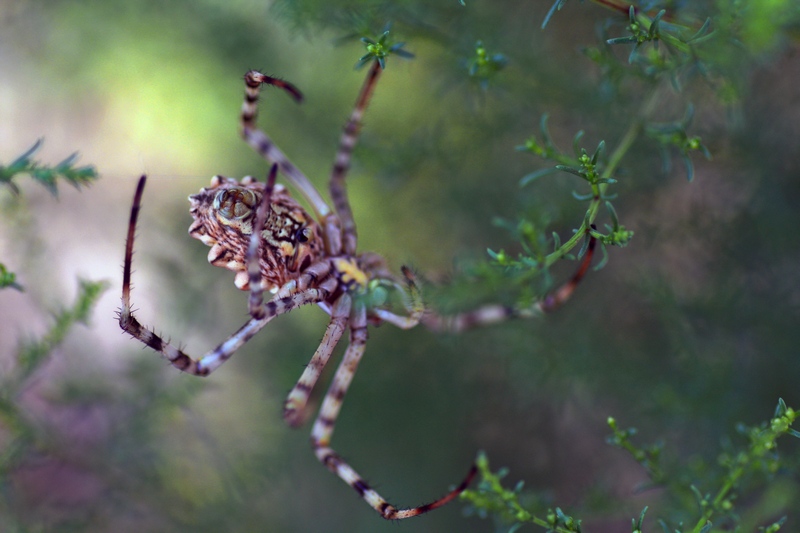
{"left": 0, "top": 139, "right": 98, "bottom": 292}
{"left": 629, "top": 398, "right": 798, "bottom": 533}
{"left": 357, "top": 29, "right": 413, "bottom": 69}
{"left": 467, "top": 40, "right": 508, "bottom": 89}
{"left": 0, "top": 139, "right": 106, "bottom": 525}
{"left": 645, "top": 105, "right": 711, "bottom": 182}
{"left": 13, "top": 280, "right": 108, "bottom": 384}
{"left": 462, "top": 452, "right": 585, "bottom": 532}
{"left": 0, "top": 263, "right": 22, "bottom": 291}
{"left": 482, "top": 2, "right": 732, "bottom": 305}
{"left": 541, "top": 0, "right": 570, "bottom": 30}
{"left": 0, "top": 139, "right": 98, "bottom": 197}
{"left": 607, "top": 416, "right": 665, "bottom": 485}
{"left": 0, "top": 280, "right": 107, "bottom": 476}
{"left": 464, "top": 400, "right": 797, "bottom": 532}
{"left": 606, "top": 7, "right": 669, "bottom": 64}
{"left": 0, "top": 155, "right": 210, "bottom": 531}
{"left": 0, "top": 141, "right": 99, "bottom": 292}
{"left": 448, "top": 0, "right": 799, "bottom": 315}
{"left": 2, "top": 0, "right": 800, "bottom": 531}
{"left": 459, "top": 1, "right": 800, "bottom": 531}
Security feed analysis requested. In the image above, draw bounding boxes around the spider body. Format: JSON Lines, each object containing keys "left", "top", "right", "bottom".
{"left": 119, "top": 59, "right": 596, "bottom": 520}
{"left": 188, "top": 175, "right": 324, "bottom": 291}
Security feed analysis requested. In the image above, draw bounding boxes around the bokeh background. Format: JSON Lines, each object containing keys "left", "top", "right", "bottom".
{"left": 1, "top": 1, "right": 799, "bottom": 531}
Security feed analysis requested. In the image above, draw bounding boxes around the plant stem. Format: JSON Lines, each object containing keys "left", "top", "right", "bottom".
{"left": 542, "top": 90, "right": 654, "bottom": 268}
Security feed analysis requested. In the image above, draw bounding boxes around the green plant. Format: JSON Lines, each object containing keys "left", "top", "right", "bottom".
{"left": 0, "top": 140, "right": 97, "bottom": 291}
{"left": 0, "top": 139, "right": 97, "bottom": 197}
{"left": 457, "top": 1, "right": 800, "bottom": 529}
{"left": 2, "top": 1, "right": 799, "bottom": 531}
{"left": 479, "top": 3, "right": 721, "bottom": 304}
{"left": 463, "top": 400, "right": 798, "bottom": 532}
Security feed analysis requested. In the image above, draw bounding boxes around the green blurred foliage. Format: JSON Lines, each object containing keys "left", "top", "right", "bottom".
{"left": 1, "top": 0, "right": 800, "bottom": 532}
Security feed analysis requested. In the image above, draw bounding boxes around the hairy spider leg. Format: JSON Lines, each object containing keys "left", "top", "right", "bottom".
{"left": 238, "top": 163, "right": 350, "bottom": 426}
{"left": 119, "top": 176, "right": 335, "bottom": 376}
{"left": 310, "top": 301, "right": 477, "bottom": 519}
{"left": 241, "top": 70, "right": 343, "bottom": 256}
{"left": 372, "top": 265, "right": 426, "bottom": 329}
{"left": 421, "top": 232, "right": 598, "bottom": 333}
{"left": 121, "top": 61, "right": 602, "bottom": 521}
{"left": 330, "top": 60, "right": 383, "bottom": 256}
{"left": 282, "top": 293, "right": 350, "bottom": 428}
{"left": 534, "top": 233, "right": 597, "bottom": 314}
{"left": 247, "top": 164, "right": 278, "bottom": 318}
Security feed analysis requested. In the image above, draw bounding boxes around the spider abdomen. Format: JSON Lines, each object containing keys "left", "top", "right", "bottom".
{"left": 188, "top": 175, "right": 323, "bottom": 291}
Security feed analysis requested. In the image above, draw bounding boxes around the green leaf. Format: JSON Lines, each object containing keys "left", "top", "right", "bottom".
{"left": 572, "top": 130, "right": 585, "bottom": 159}
{"left": 774, "top": 398, "right": 789, "bottom": 417}
{"left": 541, "top": 0, "right": 568, "bottom": 30}
{"left": 555, "top": 165, "right": 586, "bottom": 179}
{"left": 0, "top": 139, "right": 98, "bottom": 196}
{"left": 605, "top": 201, "right": 620, "bottom": 230}
{"left": 0, "top": 263, "right": 24, "bottom": 291}
{"left": 632, "top": 506, "right": 648, "bottom": 532}
{"left": 591, "top": 140, "right": 605, "bottom": 165}
{"left": 686, "top": 18, "right": 713, "bottom": 43}
{"left": 520, "top": 167, "right": 559, "bottom": 186}
{"left": 607, "top": 36, "right": 639, "bottom": 45}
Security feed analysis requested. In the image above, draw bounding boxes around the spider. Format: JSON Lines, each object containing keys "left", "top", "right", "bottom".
{"left": 118, "top": 57, "right": 597, "bottom": 520}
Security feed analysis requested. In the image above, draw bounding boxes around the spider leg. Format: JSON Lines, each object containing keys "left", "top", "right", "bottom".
{"left": 533, "top": 233, "right": 597, "bottom": 313}
{"left": 242, "top": 70, "right": 343, "bottom": 255}
{"left": 422, "top": 233, "right": 598, "bottom": 333}
{"left": 243, "top": 163, "right": 337, "bottom": 313}
{"left": 310, "top": 301, "right": 477, "bottom": 519}
{"left": 247, "top": 163, "right": 278, "bottom": 318}
{"left": 119, "top": 176, "right": 334, "bottom": 376}
{"left": 283, "top": 293, "right": 351, "bottom": 427}
{"left": 372, "top": 265, "right": 425, "bottom": 329}
{"left": 330, "top": 60, "right": 383, "bottom": 256}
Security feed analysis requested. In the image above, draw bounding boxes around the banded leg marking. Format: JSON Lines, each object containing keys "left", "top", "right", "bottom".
{"left": 535, "top": 232, "right": 597, "bottom": 314}
{"left": 241, "top": 70, "right": 334, "bottom": 223}
{"left": 283, "top": 293, "right": 351, "bottom": 427}
{"left": 248, "top": 163, "right": 278, "bottom": 318}
{"left": 195, "top": 287, "right": 332, "bottom": 374}
{"left": 330, "top": 60, "right": 383, "bottom": 256}
{"left": 372, "top": 265, "right": 425, "bottom": 329}
{"left": 119, "top": 176, "right": 331, "bottom": 376}
{"left": 310, "top": 303, "right": 476, "bottom": 519}
{"left": 422, "top": 233, "right": 597, "bottom": 333}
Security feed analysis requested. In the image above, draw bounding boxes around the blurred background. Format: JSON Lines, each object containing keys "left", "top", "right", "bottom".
{"left": 1, "top": 1, "right": 799, "bottom": 531}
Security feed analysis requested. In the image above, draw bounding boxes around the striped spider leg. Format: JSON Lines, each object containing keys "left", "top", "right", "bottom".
{"left": 119, "top": 165, "right": 336, "bottom": 377}
{"left": 119, "top": 58, "right": 597, "bottom": 521}
{"left": 419, "top": 233, "right": 597, "bottom": 333}
{"left": 248, "top": 62, "right": 480, "bottom": 519}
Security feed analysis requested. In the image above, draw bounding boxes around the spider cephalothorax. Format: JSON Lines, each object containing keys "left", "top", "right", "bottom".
{"left": 119, "top": 59, "right": 596, "bottom": 520}
{"left": 188, "top": 175, "right": 323, "bottom": 291}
